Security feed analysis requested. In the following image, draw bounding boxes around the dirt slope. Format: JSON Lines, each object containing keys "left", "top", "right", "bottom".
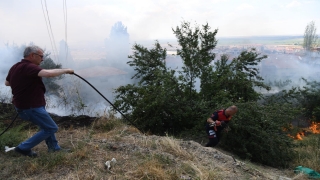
{"left": 0, "top": 104, "right": 300, "bottom": 179}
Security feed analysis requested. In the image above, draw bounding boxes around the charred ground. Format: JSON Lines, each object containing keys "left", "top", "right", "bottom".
{"left": 0, "top": 103, "right": 96, "bottom": 130}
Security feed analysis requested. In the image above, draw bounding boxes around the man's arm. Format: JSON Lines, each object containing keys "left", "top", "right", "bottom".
{"left": 38, "top": 69, "right": 74, "bottom": 77}
{"left": 5, "top": 80, "right": 10, "bottom": 86}
{"left": 207, "top": 112, "right": 219, "bottom": 123}
{"left": 207, "top": 117, "right": 215, "bottom": 123}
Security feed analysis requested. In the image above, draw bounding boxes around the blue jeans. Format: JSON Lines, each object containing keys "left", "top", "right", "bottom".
{"left": 15, "top": 106, "right": 61, "bottom": 151}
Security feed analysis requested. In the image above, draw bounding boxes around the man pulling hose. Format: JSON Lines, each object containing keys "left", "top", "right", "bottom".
{"left": 5, "top": 45, "right": 74, "bottom": 157}
{"left": 205, "top": 105, "right": 238, "bottom": 147}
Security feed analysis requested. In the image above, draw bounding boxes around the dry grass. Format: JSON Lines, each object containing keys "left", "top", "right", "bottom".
{"left": 292, "top": 134, "right": 320, "bottom": 172}
{"left": 125, "top": 158, "right": 178, "bottom": 179}
{"left": 0, "top": 115, "right": 295, "bottom": 180}
{"left": 292, "top": 173, "right": 309, "bottom": 180}
{"left": 158, "top": 136, "right": 194, "bottom": 160}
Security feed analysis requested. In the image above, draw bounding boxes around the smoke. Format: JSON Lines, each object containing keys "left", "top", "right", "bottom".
{"left": 0, "top": 44, "right": 26, "bottom": 103}
{"left": 259, "top": 53, "right": 320, "bottom": 93}
{"left": 104, "top": 21, "right": 130, "bottom": 70}
{"left": 0, "top": 22, "right": 132, "bottom": 116}
{"left": 2, "top": 31, "right": 320, "bottom": 117}
{"left": 0, "top": 44, "right": 25, "bottom": 75}
{"left": 45, "top": 21, "right": 133, "bottom": 116}
{"left": 58, "top": 40, "right": 75, "bottom": 68}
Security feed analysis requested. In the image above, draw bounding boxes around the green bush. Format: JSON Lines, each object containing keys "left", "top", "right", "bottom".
{"left": 220, "top": 102, "right": 297, "bottom": 168}
{"left": 114, "top": 22, "right": 269, "bottom": 135}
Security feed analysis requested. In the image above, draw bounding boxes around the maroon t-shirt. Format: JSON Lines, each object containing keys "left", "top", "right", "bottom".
{"left": 6, "top": 59, "right": 46, "bottom": 109}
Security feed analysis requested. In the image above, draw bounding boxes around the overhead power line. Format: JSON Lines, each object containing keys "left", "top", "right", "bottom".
{"left": 41, "top": 0, "right": 55, "bottom": 60}
{"left": 63, "top": 0, "right": 68, "bottom": 61}
{"left": 41, "top": 0, "right": 60, "bottom": 63}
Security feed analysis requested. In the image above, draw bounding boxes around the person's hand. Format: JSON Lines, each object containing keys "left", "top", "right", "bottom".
{"left": 65, "top": 69, "right": 74, "bottom": 74}
{"left": 215, "top": 120, "right": 221, "bottom": 126}
{"left": 209, "top": 122, "right": 215, "bottom": 127}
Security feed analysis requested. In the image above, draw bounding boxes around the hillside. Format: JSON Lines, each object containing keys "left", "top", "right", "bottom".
{"left": 0, "top": 105, "right": 305, "bottom": 179}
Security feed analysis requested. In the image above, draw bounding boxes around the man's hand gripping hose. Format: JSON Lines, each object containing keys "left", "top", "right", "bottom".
{"left": 209, "top": 120, "right": 221, "bottom": 131}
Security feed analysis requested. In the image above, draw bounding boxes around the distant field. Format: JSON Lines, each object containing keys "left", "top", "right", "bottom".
{"left": 137, "top": 35, "right": 304, "bottom": 49}
{"left": 216, "top": 35, "right": 304, "bottom": 46}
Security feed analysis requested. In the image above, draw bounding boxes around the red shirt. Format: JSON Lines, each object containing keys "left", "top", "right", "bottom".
{"left": 6, "top": 59, "right": 46, "bottom": 109}
{"left": 209, "top": 109, "right": 232, "bottom": 132}
{"left": 210, "top": 109, "right": 232, "bottom": 122}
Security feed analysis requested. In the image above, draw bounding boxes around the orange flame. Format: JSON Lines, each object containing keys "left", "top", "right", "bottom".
{"left": 296, "top": 132, "right": 304, "bottom": 140}
{"left": 287, "top": 132, "right": 305, "bottom": 140}
{"left": 286, "top": 121, "right": 320, "bottom": 141}
{"left": 309, "top": 122, "right": 320, "bottom": 134}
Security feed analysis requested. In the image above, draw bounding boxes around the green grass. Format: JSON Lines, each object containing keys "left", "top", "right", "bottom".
{"left": 0, "top": 123, "right": 28, "bottom": 148}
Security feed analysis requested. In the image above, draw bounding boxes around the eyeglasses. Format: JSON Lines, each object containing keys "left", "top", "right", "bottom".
{"left": 34, "top": 53, "right": 44, "bottom": 59}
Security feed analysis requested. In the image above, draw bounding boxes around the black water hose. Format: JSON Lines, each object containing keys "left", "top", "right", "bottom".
{"left": 0, "top": 113, "right": 19, "bottom": 137}
{"left": 73, "top": 73, "right": 140, "bottom": 131}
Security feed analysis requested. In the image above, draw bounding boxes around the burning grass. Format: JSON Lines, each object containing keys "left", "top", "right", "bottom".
{"left": 286, "top": 120, "right": 320, "bottom": 173}
{"left": 287, "top": 120, "right": 320, "bottom": 141}
{"left": 309, "top": 122, "right": 320, "bottom": 134}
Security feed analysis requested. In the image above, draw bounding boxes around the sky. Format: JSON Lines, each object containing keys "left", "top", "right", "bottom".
{"left": 0, "top": 0, "right": 319, "bottom": 50}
